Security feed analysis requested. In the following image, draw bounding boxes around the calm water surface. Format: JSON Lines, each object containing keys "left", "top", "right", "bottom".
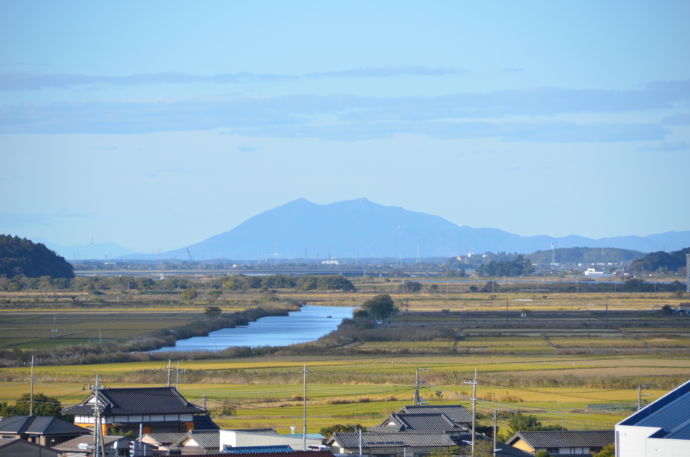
{"left": 153, "top": 305, "right": 353, "bottom": 352}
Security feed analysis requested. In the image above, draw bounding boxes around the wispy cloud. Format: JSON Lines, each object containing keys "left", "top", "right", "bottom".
{"left": 0, "top": 209, "right": 90, "bottom": 225}
{"left": 662, "top": 113, "right": 690, "bottom": 125}
{"left": 0, "top": 66, "right": 463, "bottom": 91}
{"left": 305, "top": 66, "right": 463, "bottom": 78}
{"left": 636, "top": 141, "right": 690, "bottom": 152}
{"left": 1, "top": 81, "right": 686, "bottom": 142}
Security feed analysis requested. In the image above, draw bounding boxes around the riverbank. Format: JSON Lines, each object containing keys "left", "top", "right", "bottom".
{"left": 0, "top": 302, "right": 301, "bottom": 367}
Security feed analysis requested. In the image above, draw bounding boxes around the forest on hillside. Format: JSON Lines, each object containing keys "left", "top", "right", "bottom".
{"left": 0, "top": 235, "right": 74, "bottom": 278}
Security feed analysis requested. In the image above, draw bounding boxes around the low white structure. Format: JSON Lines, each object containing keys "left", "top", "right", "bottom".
{"left": 615, "top": 379, "right": 690, "bottom": 457}
{"left": 219, "top": 429, "right": 324, "bottom": 451}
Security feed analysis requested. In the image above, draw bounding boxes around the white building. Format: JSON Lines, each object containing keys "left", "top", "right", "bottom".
{"left": 615, "top": 379, "right": 690, "bottom": 457}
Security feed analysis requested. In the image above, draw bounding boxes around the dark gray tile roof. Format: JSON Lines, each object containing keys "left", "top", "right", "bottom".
{"left": 0, "top": 416, "right": 90, "bottom": 436}
{"left": 175, "top": 429, "right": 220, "bottom": 449}
{"left": 64, "top": 386, "right": 205, "bottom": 416}
{"left": 52, "top": 434, "right": 127, "bottom": 451}
{"left": 0, "top": 438, "right": 60, "bottom": 456}
{"left": 332, "top": 431, "right": 457, "bottom": 448}
{"left": 507, "top": 430, "right": 614, "bottom": 448}
{"left": 144, "top": 432, "right": 186, "bottom": 445}
{"left": 193, "top": 413, "right": 220, "bottom": 430}
{"left": 400, "top": 405, "right": 473, "bottom": 423}
{"left": 619, "top": 379, "right": 690, "bottom": 441}
{"left": 179, "top": 452, "right": 335, "bottom": 457}
{"left": 379, "top": 413, "right": 466, "bottom": 432}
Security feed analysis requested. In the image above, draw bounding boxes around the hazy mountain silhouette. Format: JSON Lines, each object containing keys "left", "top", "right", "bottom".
{"left": 138, "top": 198, "right": 690, "bottom": 260}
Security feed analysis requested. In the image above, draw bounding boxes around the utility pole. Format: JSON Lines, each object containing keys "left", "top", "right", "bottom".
{"left": 303, "top": 364, "right": 308, "bottom": 451}
{"left": 413, "top": 368, "right": 429, "bottom": 406}
{"left": 203, "top": 393, "right": 207, "bottom": 410}
{"left": 358, "top": 427, "right": 363, "bottom": 456}
{"left": 29, "top": 356, "right": 35, "bottom": 416}
{"left": 167, "top": 359, "right": 172, "bottom": 387}
{"left": 605, "top": 297, "right": 609, "bottom": 327}
{"left": 637, "top": 385, "right": 641, "bottom": 410}
{"left": 493, "top": 409, "right": 497, "bottom": 457}
{"left": 92, "top": 375, "right": 103, "bottom": 457}
{"left": 637, "top": 385, "right": 649, "bottom": 411}
{"left": 176, "top": 361, "right": 180, "bottom": 387}
{"left": 464, "top": 369, "right": 478, "bottom": 456}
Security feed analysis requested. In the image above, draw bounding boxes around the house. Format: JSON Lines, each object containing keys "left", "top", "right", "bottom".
{"left": 369, "top": 412, "right": 469, "bottom": 437}
{"left": 0, "top": 437, "right": 60, "bottom": 457}
{"left": 219, "top": 429, "right": 324, "bottom": 451}
{"left": 328, "top": 431, "right": 459, "bottom": 457}
{"left": 169, "top": 451, "right": 335, "bottom": 457}
{"left": 615, "top": 378, "right": 690, "bottom": 457}
{"left": 63, "top": 386, "right": 215, "bottom": 435}
{"left": 141, "top": 431, "right": 186, "bottom": 451}
{"left": 0, "top": 416, "right": 90, "bottom": 447}
{"left": 51, "top": 434, "right": 130, "bottom": 457}
{"left": 172, "top": 429, "right": 220, "bottom": 454}
{"left": 506, "top": 430, "right": 614, "bottom": 456}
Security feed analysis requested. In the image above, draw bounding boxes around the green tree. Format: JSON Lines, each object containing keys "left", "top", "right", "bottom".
{"left": 362, "top": 294, "right": 397, "bottom": 319}
{"left": 592, "top": 443, "right": 615, "bottom": 457}
{"left": 319, "top": 423, "right": 366, "bottom": 437}
{"left": 506, "top": 412, "right": 543, "bottom": 436}
{"left": 5, "top": 393, "right": 63, "bottom": 417}
{"left": 205, "top": 306, "right": 222, "bottom": 319}
{"left": 535, "top": 451, "right": 551, "bottom": 457}
{"left": 181, "top": 288, "right": 198, "bottom": 300}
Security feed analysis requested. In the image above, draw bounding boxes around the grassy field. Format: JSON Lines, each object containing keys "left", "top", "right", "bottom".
{"left": 1, "top": 282, "right": 688, "bottom": 437}
{"left": 2, "top": 354, "right": 687, "bottom": 436}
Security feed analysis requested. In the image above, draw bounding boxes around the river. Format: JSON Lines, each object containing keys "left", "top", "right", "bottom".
{"left": 152, "top": 305, "right": 353, "bottom": 352}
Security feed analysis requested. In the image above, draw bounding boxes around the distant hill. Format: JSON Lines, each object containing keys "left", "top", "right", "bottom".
{"left": 125, "top": 198, "right": 690, "bottom": 260}
{"left": 631, "top": 247, "right": 690, "bottom": 273}
{"left": 529, "top": 247, "right": 644, "bottom": 265}
{"left": 0, "top": 235, "right": 74, "bottom": 278}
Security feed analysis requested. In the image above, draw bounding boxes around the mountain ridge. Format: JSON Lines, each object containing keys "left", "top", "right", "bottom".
{"left": 122, "top": 198, "right": 690, "bottom": 260}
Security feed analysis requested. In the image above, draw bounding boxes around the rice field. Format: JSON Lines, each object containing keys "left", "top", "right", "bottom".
{"left": 1, "top": 354, "right": 688, "bottom": 434}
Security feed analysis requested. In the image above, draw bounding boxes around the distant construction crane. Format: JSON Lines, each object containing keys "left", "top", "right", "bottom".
{"left": 186, "top": 248, "right": 193, "bottom": 263}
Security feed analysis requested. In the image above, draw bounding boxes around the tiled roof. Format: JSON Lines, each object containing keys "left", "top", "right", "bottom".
{"left": 52, "top": 434, "right": 127, "bottom": 451}
{"left": 144, "top": 432, "right": 186, "bottom": 445}
{"left": 619, "top": 379, "right": 690, "bottom": 440}
{"left": 175, "top": 429, "right": 219, "bottom": 449}
{"left": 507, "top": 430, "right": 614, "bottom": 448}
{"left": 0, "top": 438, "right": 60, "bottom": 456}
{"left": 332, "top": 431, "right": 457, "bottom": 448}
{"left": 400, "top": 405, "right": 473, "bottom": 423}
{"left": 193, "top": 414, "right": 220, "bottom": 430}
{"left": 64, "top": 386, "right": 205, "bottom": 416}
{"left": 0, "top": 416, "right": 90, "bottom": 436}
{"left": 377, "top": 413, "right": 465, "bottom": 432}
{"left": 224, "top": 445, "right": 295, "bottom": 453}
{"left": 178, "top": 451, "right": 334, "bottom": 457}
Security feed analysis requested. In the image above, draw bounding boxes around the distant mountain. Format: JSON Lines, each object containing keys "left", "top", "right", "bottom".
{"left": 37, "top": 240, "right": 136, "bottom": 260}
{"left": 131, "top": 198, "right": 690, "bottom": 260}
{"left": 528, "top": 247, "right": 644, "bottom": 265}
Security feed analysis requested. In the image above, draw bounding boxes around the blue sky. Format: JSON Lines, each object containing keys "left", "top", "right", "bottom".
{"left": 2, "top": 1, "right": 689, "bottom": 253}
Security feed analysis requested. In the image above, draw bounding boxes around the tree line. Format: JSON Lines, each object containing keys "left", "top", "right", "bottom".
{"left": 0, "top": 235, "right": 74, "bottom": 278}
{"left": 0, "top": 273, "right": 355, "bottom": 292}
{"left": 477, "top": 255, "right": 534, "bottom": 277}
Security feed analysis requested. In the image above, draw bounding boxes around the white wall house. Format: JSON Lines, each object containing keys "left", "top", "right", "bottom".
{"left": 615, "top": 379, "right": 690, "bottom": 457}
